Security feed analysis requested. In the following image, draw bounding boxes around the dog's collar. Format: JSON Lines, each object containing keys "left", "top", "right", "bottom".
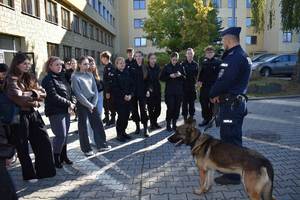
{"left": 189, "top": 133, "right": 201, "bottom": 149}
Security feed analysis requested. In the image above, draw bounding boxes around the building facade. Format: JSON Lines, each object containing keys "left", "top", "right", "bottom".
{"left": 0, "top": 0, "right": 117, "bottom": 77}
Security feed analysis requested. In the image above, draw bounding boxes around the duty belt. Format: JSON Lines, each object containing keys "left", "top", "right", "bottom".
{"left": 219, "top": 94, "right": 248, "bottom": 104}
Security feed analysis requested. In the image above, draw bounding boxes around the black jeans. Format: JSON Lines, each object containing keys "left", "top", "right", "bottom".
{"left": 182, "top": 91, "right": 196, "bottom": 118}
{"left": 199, "top": 86, "right": 214, "bottom": 121}
{"left": 115, "top": 101, "right": 131, "bottom": 136}
{"left": 165, "top": 94, "right": 182, "bottom": 122}
{"left": 10, "top": 110, "right": 56, "bottom": 180}
{"left": 103, "top": 95, "right": 116, "bottom": 118}
{"left": 147, "top": 94, "right": 161, "bottom": 125}
{"left": 131, "top": 96, "right": 148, "bottom": 125}
{"left": 0, "top": 159, "right": 18, "bottom": 200}
{"left": 77, "top": 103, "right": 107, "bottom": 152}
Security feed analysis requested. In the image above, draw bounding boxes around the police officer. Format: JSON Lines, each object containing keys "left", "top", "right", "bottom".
{"left": 198, "top": 46, "right": 221, "bottom": 126}
{"left": 112, "top": 57, "right": 134, "bottom": 142}
{"left": 160, "top": 52, "right": 185, "bottom": 132}
{"left": 130, "top": 51, "right": 149, "bottom": 137}
{"left": 100, "top": 51, "right": 116, "bottom": 126}
{"left": 181, "top": 48, "right": 199, "bottom": 121}
{"left": 125, "top": 48, "right": 136, "bottom": 69}
{"left": 210, "top": 27, "right": 251, "bottom": 185}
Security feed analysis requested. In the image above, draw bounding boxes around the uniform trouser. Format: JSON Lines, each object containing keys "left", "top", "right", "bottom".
{"left": 48, "top": 113, "right": 70, "bottom": 154}
{"left": 103, "top": 94, "right": 116, "bottom": 118}
{"left": 77, "top": 103, "right": 107, "bottom": 152}
{"left": 0, "top": 159, "right": 18, "bottom": 200}
{"left": 131, "top": 96, "right": 148, "bottom": 125}
{"left": 219, "top": 100, "right": 247, "bottom": 180}
{"left": 115, "top": 101, "right": 131, "bottom": 136}
{"left": 10, "top": 110, "right": 56, "bottom": 180}
{"left": 199, "top": 86, "right": 214, "bottom": 121}
{"left": 182, "top": 91, "right": 196, "bottom": 118}
{"left": 165, "top": 94, "right": 182, "bottom": 122}
{"left": 147, "top": 95, "right": 161, "bottom": 125}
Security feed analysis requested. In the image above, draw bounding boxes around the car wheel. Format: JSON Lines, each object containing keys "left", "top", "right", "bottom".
{"left": 260, "top": 67, "right": 271, "bottom": 77}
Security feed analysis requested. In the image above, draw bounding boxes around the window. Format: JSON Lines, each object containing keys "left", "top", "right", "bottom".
{"left": 245, "top": 36, "right": 257, "bottom": 45}
{"left": 91, "top": 50, "right": 96, "bottom": 59}
{"left": 47, "top": 42, "right": 59, "bottom": 57}
{"left": 246, "top": 0, "right": 251, "bottom": 8}
{"left": 110, "top": 14, "right": 113, "bottom": 25}
{"left": 134, "top": 18, "right": 145, "bottom": 28}
{"left": 84, "top": 49, "right": 89, "bottom": 56}
{"left": 75, "top": 48, "right": 81, "bottom": 59}
{"left": 212, "top": 0, "right": 221, "bottom": 8}
{"left": 134, "top": 37, "right": 147, "bottom": 47}
{"left": 92, "top": 0, "right": 96, "bottom": 9}
{"left": 82, "top": 20, "right": 88, "bottom": 37}
{"left": 113, "top": 17, "right": 115, "bottom": 27}
{"left": 104, "top": 33, "right": 107, "bottom": 45}
{"left": 228, "top": 17, "right": 237, "bottom": 27}
{"left": 96, "top": 28, "right": 99, "bottom": 41}
{"left": 45, "top": 0, "right": 57, "bottom": 23}
{"left": 246, "top": 17, "right": 252, "bottom": 27}
{"left": 0, "top": 0, "right": 14, "bottom": 7}
{"left": 103, "top": 6, "right": 106, "bottom": 19}
{"left": 228, "top": 0, "right": 236, "bottom": 8}
{"left": 290, "top": 55, "right": 297, "bottom": 62}
{"left": 106, "top": 10, "right": 109, "bottom": 22}
{"left": 61, "top": 8, "right": 70, "bottom": 29}
{"left": 89, "top": 24, "right": 94, "bottom": 39}
{"left": 100, "top": 30, "right": 104, "bottom": 43}
{"left": 283, "top": 32, "right": 292, "bottom": 43}
{"left": 134, "top": 0, "right": 146, "bottom": 10}
{"left": 73, "top": 15, "right": 80, "bottom": 33}
{"left": 21, "top": 0, "right": 39, "bottom": 17}
{"left": 63, "top": 46, "right": 72, "bottom": 60}
{"left": 275, "top": 55, "right": 289, "bottom": 62}
{"left": 98, "top": 1, "right": 102, "bottom": 16}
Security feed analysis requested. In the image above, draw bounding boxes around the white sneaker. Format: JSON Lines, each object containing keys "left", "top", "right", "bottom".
{"left": 98, "top": 145, "right": 112, "bottom": 152}
{"left": 28, "top": 179, "right": 38, "bottom": 183}
{"left": 84, "top": 151, "right": 94, "bottom": 157}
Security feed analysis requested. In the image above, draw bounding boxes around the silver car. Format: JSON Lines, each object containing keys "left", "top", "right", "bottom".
{"left": 255, "top": 54, "right": 298, "bottom": 77}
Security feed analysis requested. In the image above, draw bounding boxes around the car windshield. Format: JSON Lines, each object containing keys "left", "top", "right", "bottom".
{"left": 264, "top": 55, "right": 278, "bottom": 62}
{"left": 252, "top": 54, "right": 274, "bottom": 62}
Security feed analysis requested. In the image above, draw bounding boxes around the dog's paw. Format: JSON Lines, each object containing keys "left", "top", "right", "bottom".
{"left": 193, "top": 188, "right": 207, "bottom": 195}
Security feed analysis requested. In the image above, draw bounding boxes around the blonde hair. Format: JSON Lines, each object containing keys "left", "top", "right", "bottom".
{"left": 115, "top": 57, "right": 125, "bottom": 66}
{"left": 44, "top": 56, "right": 61, "bottom": 73}
{"left": 87, "top": 56, "right": 101, "bottom": 81}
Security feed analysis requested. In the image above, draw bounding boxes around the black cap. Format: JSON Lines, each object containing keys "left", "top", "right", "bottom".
{"left": 220, "top": 27, "right": 241, "bottom": 37}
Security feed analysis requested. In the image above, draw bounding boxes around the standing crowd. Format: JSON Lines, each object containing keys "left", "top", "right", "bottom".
{"left": 0, "top": 26, "right": 251, "bottom": 199}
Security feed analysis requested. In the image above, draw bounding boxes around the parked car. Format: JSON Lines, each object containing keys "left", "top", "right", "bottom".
{"left": 255, "top": 53, "right": 297, "bottom": 77}
{"left": 251, "top": 53, "right": 275, "bottom": 63}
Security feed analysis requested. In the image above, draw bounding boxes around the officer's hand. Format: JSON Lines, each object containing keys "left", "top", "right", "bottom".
{"left": 210, "top": 96, "right": 220, "bottom": 104}
{"left": 106, "top": 93, "right": 111, "bottom": 99}
{"left": 170, "top": 73, "right": 176, "bottom": 78}
{"left": 146, "top": 91, "right": 150, "bottom": 97}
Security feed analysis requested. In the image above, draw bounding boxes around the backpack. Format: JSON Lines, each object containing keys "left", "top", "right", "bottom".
{"left": 0, "top": 91, "right": 20, "bottom": 125}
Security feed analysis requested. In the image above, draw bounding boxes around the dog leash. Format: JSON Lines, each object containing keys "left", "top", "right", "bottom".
{"left": 203, "top": 103, "right": 219, "bottom": 132}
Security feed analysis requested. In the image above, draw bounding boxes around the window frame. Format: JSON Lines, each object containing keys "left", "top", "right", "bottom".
{"left": 133, "top": 0, "right": 146, "bottom": 10}
{"left": 134, "top": 37, "right": 147, "bottom": 47}
{"left": 73, "top": 15, "right": 80, "bottom": 34}
{"left": 47, "top": 42, "right": 59, "bottom": 57}
{"left": 63, "top": 45, "right": 72, "bottom": 61}
{"left": 134, "top": 18, "right": 145, "bottom": 29}
{"left": 82, "top": 20, "right": 88, "bottom": 37}
{"left": 61, "top": 7, "right": 71, "bottom": 30}
{"left": 45, "top": 0, "right": 58, "bottom": 24}
{"left": 0, "top": 0, "right": 14, "bottom": 8}
{"left": 245, "top": 35, "right": 257, "bottom": 45}
{"left": 282, "top": 32, "right": 292, "bottom": 43}
{"left": 21, "top": 0, "right": 40, "bottom": 18}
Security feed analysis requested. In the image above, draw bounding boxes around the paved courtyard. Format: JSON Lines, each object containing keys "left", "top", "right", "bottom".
{"left": 8, "top": 97, "right": 300, "bottom": 200}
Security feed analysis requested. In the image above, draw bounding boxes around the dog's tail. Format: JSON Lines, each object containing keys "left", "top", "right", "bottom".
{"left": 261, "top": 160, "right": 275, "bottom": 200}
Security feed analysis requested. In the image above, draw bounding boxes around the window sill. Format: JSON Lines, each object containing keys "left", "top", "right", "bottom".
{"left": 45, "top": 20, "right": 58, "bottom": 26}
{"left": 0, "top": 3, "right": 15, "bottom": 10}
{"left": 62, "top": 26, "right": 72, "bottom": 31}
{"left": 21, "top": 11, "right": 40, "bottom": 20}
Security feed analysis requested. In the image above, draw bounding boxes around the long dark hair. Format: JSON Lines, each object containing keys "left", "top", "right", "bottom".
{"left": 8, "top": 53, "right": 38, "bottom": 90}
{"left": 135, "top": 50, "right": 148, "bottom": 80}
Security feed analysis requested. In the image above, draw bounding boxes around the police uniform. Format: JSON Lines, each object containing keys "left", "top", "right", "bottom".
{"left": 111, "top": 68, "right": 134, "bottom": 142}
{"left": 129, "top": 63, "right": 149, "bottom": 136}
{"left": 160, "top": 62, "right": 185, "bottom": 131}
{"left": 146, "top": 64, "right": 161, "bottom": 129}
{"left": 198, "top": 56, "right": 221, "bottom": 125}
{"left": 209, "top": 27, "right": 251, "bottom": 184}
{"left": 103, "top": 62, "right": 116, "bottom": 125}
{"left": 181, "top": 59, "right": 199, "bottom": 120}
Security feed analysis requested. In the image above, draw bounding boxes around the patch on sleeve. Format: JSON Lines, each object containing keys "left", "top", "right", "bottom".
{"left": 220, "top": 63, "right": 228, "bottom": 68}
{"left": 218, "top": 69, "right": 225, "bottom": 78}
{"left": 223, "top": 119, "right": 233, "bottom": 123}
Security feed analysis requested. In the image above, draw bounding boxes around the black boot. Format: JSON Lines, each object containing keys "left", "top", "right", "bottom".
{"left": 166, "top": 121, "right": 172, "bottom": 132}
{"left": 116, "top": 135, "right": 126, "bottom": 142}
{"left": 61, "top": 145, "right": 73, "bottom": 165}
{"left": 143, "top": 123, "right": 149, "bottom": 137}
{"left": 54, "top": 154, "right": 63, "bottom": 168}
{"left": 134, "top": 122, "right": 140, "bottom": 134}
{"left": 172, "top": 120, "right": 177, "bottom": 131}
{"left": 103, "top": 115, "right": 109, "bottom": 124}
{"left": 122, "top": 132, "right": 132, "bottom": 140}
{"left": 183, "top": 116, "right": 188, "bottom": 123}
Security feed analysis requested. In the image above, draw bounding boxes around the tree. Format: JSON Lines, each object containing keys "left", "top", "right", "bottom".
{"left": 143, "top": 0, "right": 220, "bottom": 53}
{"left": 251, "top": 0, "right": 300, "bottom": 82}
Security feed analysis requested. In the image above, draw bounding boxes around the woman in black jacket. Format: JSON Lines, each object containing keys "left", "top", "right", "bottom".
{"left": 42, "top": 56, "right": 76, "bottom": 168}
{"left": 146, "top": 53, "right": 161, "bottom": 130}
{"left": 160, "top": 52, "right": 185, "bottom": 131}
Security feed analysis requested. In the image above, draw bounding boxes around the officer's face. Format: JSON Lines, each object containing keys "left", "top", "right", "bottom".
{"left": 205, "top": 51, "right": 215, "bottom": 59}
{"left": 171, "top": 57, "right": 178, "bottom": 66}
{"left": 222, "top": 37, "right": 229, "bottom": 50}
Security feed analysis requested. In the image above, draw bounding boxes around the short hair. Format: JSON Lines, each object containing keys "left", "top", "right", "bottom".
{"left": 126, "top": 48, "right": 134, "bottom": 53}
{"left": 100, "top": 51, "right": 111, "bottom": 60}
{"left": 225, "top": 34, "right": 240, "bottom": 42}
{"left": 170, "top": 52, "right": 179, "bottom": 59}
{"left": 186, "top": 48, "right": 195, "bottom": 54}
{"left": 204, "top": 45, "right": 215, "bottom": 52}
{"left": 0, "top": 63, "right": 8, "bottom": 72}
{"left": 135, "top": 50, "right": 144, "bottom": 57}
{"left": 115, "top": 57, "right": 125, "bottom": 65}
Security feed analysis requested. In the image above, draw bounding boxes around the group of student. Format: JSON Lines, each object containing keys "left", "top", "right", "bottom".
{"left": 0, "top": 45, "right": 221, "bottom": 199}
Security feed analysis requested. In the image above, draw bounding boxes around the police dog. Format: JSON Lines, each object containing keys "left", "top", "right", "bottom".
{"left": 168, "top": 119, "right": 275, "bottom": 200}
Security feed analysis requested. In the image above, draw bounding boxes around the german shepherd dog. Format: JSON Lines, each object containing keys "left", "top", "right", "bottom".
{"left": 168, "top": 119, "right": 275, "bottom": 200}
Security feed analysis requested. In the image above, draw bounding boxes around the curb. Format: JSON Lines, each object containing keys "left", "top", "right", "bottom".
{"left": 248, "top": 95, "right": 300, "bottom": 101}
